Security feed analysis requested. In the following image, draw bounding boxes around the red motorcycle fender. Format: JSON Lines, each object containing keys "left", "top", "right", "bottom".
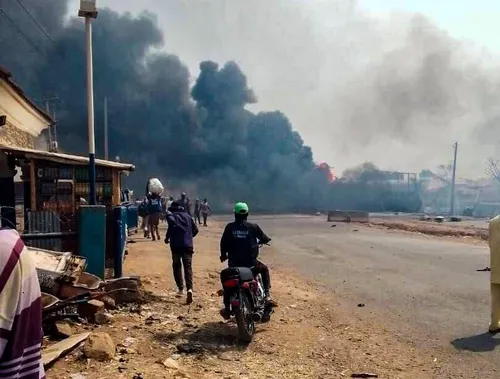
{"left": 230, "top": 292, "right": 240, "bottom": 308}
{"left": 229, "top": 289, "right": 254, "bottom": 309}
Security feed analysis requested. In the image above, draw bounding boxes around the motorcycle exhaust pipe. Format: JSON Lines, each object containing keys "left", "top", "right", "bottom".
{"left": 252, "top": 311, "right": 263, "bottom": 322}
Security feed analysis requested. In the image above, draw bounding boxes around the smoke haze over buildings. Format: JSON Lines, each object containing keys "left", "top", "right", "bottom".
{"left": 1, "top": 0, "right": 499, "bottom": 209}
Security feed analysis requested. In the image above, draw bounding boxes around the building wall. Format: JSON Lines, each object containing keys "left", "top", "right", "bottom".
{"left": 0, "top": 122, "right": 35, "bottom": 148}
{"left": 0, "top": 80, "right": 50, "bottom": 148}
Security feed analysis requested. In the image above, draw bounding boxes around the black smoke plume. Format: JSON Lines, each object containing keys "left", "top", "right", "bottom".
{"left": 0, "top": 1, "right": 327, "bottom": 211}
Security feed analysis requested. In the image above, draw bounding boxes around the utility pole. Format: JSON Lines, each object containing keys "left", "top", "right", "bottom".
{"left": 52, "top": 106, "right": 58, "bottom": 152}
{"left": 44, "top": 100, "right": 53, "bottom": 149}
{"left": 42, "top": 96, "right": 59, "bottom": 152}
{"left": 450, "top": 142, "right": 458, "bottom": 215}
{"left": 79, "top": 1, "right": 98, "bottom": 205}
{"left": 104, "top": 97, "right": 108, "bottom": 160}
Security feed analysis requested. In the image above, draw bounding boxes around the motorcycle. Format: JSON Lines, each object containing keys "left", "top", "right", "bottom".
{"left": 219, "top": 245, "right": 273, "bottom": 342}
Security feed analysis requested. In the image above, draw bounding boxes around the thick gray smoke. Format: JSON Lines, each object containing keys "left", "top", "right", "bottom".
{"left": 90, "top": 0, "right": 500, "bottom": 177}
{"left": 0, "top": 0, "right": 323, "bottom": 210}
{"left": 2, "top": 0, "right": 498, "bottom": 211}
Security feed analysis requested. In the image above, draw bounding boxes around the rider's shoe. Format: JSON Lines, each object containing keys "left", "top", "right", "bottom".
{"left": 265, "top": 292, "right": 277, "bottom": 307}
{"left": 176, "top": 288, "right": 183, "bottom": 298}
{"left": 186, "top": 289, "right": 193, "bottom": 304}
{"left": 220, "top": 308, "right": 231, "bottom": 320}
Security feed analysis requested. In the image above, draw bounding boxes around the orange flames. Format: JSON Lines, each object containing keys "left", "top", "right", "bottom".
{"left": 315, "top": 161, "right": 336, "bottom": 182}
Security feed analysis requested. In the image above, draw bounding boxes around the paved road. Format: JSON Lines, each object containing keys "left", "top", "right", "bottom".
{"left": 216, "top": 215, "right": 497, "bottom": 376}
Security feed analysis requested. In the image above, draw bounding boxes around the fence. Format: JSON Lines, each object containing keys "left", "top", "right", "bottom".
{"left": 22, "top": 210, "right": 78, "bottom": 252}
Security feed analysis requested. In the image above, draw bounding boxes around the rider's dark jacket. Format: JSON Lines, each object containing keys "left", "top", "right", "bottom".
{"left": 220, "top": 220, "right": 271, "bottom": 267}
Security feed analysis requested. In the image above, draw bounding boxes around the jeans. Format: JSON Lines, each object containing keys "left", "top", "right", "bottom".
{"left": 253, "top": 259, "right": 271, "bottom": 292}
{"left": 142, "top": 215, "right": 150, "bottom": 237}
{"left": 148, "top": 212, "right": 161, "bottom": 240}
{"left": 171, "top": 247, "right": 194, "bottom": 291}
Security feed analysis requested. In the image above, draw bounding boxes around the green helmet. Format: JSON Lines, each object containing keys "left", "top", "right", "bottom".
{"left": 233, "top": 202, "right": 249, "bottom": 215}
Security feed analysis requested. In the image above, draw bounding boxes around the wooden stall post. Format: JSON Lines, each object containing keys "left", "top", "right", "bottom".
{"left": 112, "top": 169, "right": 120, "bottom": 206}
{"left": 29, "top": 159, "right": 36, "bottom": 211}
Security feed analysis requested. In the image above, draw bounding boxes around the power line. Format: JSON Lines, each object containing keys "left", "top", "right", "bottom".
{"left": 14, "top": 0, "right": 53, "bottom": 43}
{"left": 0, "top": 9, "right": 43, "bottom": 54}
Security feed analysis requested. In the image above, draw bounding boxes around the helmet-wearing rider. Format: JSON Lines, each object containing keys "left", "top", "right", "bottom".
{"left": 220, "top": 202, "right": 272, "bottom": 301}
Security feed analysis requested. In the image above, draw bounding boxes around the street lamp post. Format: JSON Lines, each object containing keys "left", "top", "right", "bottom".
{"left": 78, "top": 1, "right": 98, "bottom": 205}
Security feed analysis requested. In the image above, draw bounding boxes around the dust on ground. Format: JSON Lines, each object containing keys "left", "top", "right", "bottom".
{"left": 365, "top": 218, "right": 489, "bottom": 242}
{"left": 47, "top": 222, "right": 445, "bottom": 379}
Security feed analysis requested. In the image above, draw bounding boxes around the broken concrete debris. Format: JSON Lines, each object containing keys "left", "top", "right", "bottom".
{"left": 162, "top": 357, "right": 180, "bottom": 370}
{"left": 78, "top": 299, "right": 105, "bottom": 322}
{"left": 101, "top": 295, "right": 117, "bottom": 310}
{"left": 95, "top": 311, "right": 114, "bottom": 325}
{"left": 83, "top": 332, "right": 116, "bottom": 361}
{"left": 42, "top": 332, "right": 90, "bottom": 367}
{"left": 54, "top": 320, "right": 75, "bottom": 338}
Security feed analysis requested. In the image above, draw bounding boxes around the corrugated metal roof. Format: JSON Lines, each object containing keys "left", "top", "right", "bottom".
{"left": 0, "top": 145, "right": 135, "bottom": 171}
{"left": 0, "top": 66, "right": 54, "bottom": 124}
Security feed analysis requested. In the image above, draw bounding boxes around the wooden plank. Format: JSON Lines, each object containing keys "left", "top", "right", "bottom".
{"left": 42, "top": 332, "right": 90, "bottom": 367}
{"left": 112, "top": 169, "right": 120, "bottom": 206}
{"left": 29, "top": 159, "right": 36, "bottom": 211}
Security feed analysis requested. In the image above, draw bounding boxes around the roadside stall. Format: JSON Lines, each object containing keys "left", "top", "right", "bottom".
{"left": 0, "top": 145, "right": 135, "bottom": 257}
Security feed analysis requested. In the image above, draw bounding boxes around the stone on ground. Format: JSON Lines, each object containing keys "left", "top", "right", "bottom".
{"left": 54, "top": 320, "right": 74, "bottom": 338}
{"left": 95, "top": 311, "right": 114, "bottom": 325}
{"left": 83, "top": 332, "right": 116, "bottom": 361}
{"left": 78, "top": 299, "right": 105, "bottom": 322}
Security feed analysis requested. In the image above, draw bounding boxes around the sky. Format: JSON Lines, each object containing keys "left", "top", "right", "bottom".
{"left": 67, "top": 0, "right": 500, "bottom": 178}
{"left": 360, "top": 0, "right": 500, "bottom": 52}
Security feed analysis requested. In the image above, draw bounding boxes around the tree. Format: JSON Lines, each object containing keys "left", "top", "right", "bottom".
{"left": 487, "top": 158, "right": 500, "bottom": 185}
{"left": 419, "top": 169, "right": 434, "bottom": 178}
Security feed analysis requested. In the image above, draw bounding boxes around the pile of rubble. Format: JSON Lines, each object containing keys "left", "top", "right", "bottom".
{"left": 29, "top": 247, "right": 143, "bottom": 369}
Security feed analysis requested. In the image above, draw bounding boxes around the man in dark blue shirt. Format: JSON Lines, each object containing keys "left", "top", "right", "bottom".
{"left": 165, "top": 201, "right": 199, "bottom": 304}
{"left": 146, "top": 194, "right": 162, "bottom": 241}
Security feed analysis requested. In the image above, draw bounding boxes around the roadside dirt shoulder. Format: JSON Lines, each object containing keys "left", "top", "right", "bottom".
{"left": 365, "top": 218, "right": 488, "bottom": 242}
{"left": 48, "top": 222, "right": 441, "bottom": 379}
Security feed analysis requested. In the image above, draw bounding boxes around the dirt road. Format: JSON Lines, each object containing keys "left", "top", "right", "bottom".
{"left": 48, "top": 220, "right": 447, "bottom": 379}
{"left": 224, "top": 215, "right": 496, "bottom": 378}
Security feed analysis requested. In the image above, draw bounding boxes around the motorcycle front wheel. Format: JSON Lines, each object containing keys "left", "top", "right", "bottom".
{"left": 234, "top": 292, "right": 255, "bottom": 343}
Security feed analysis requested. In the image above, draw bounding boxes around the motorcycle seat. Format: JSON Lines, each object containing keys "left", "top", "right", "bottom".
{"left": 220, "top": 267, "right": 254, "bottom": 282}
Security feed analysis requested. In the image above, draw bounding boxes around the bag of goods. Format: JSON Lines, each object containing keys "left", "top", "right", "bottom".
{"left": 147, "top": 178, "right": 164, "bottom": 195}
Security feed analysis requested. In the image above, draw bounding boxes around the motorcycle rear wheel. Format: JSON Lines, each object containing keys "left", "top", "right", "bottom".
{"left": 234, "top": 292, "right": 255, "bottom": 343}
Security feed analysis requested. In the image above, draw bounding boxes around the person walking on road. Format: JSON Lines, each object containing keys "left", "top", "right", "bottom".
{"left": 200, "top": 198, "right": 212, "bottom": 226}
{"left": 146, "top": 193, "right": 162, "bottom": 241}
{"left": 0, "top": 228, "right": 45, "bottom": 379}
{"left": 139, "top": 196, "right": 150, "bottom": 239}
{"left": 178, "top": 192, "right": 192, "bottom": 217}
{"left": 165, "top": 201, "right": 199, "bottom": 304}
{"left": 194, "top": 198, "right": 202, "bottom": 225}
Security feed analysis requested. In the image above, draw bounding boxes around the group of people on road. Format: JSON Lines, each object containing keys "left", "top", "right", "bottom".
{"left": 163, "top": 199, "right": 273, "bottom": 309}
{"left": 171, "top": 193, "right": 212, "bottom": 227}
{"left": 139, "top": 192, "right": 212, "bottom": 241}
{"left": 0, "top": 199, "right": 272, "bottom": 377}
